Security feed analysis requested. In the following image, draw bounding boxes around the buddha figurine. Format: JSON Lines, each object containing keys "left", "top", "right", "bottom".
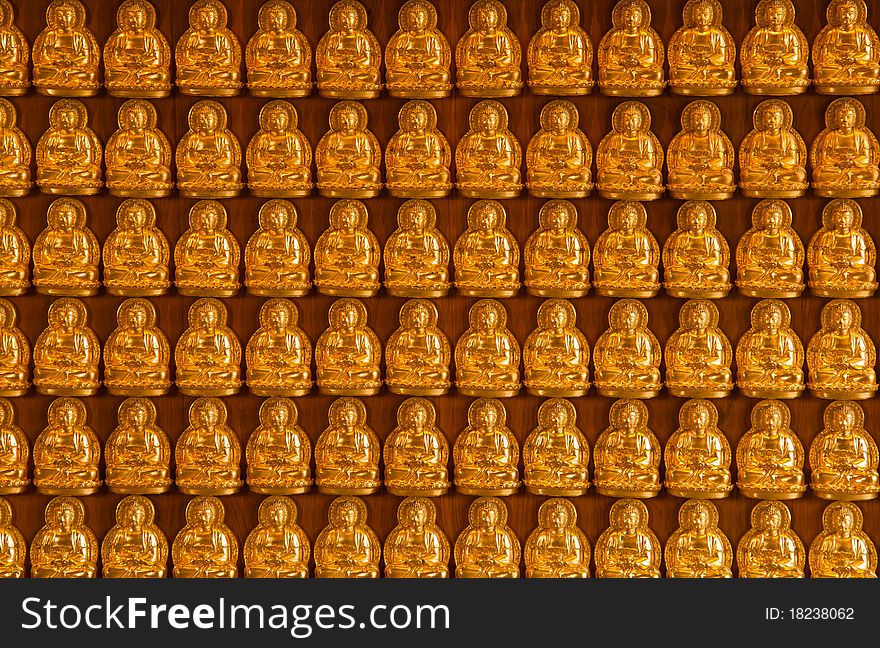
{"left": 667, "top": 101, "right": 736, "bottom": 200}
{"left": 596, "top": 102, "right": 664, "bottom": 200}
{"left": 245, "top": 199, "right": 311, "bottom": 297}
{"left": 174, "top": 200, "right": 241, "bottom": 298}
{"left": 30, "top": 497, "right": 97, "bottom": 578}
{"left": 246, "top": 0, "right": 313, "bottom": 97}
{"left": 315, "top": 101, "right": 382, "bottom": 198}
{"left": 454, "top": 496, "right": 520, "bottom": 577}
{"left": 810, "top": 401, "right": 879, "bottom": 501}
{"left": 175, "top": 397, "right": 243, "bottom": 496}
{"left": 665, "top": 500, "right": 732, "bottom": 578}
{"left": 592, "top": 201, "right": 660, "bottom": 298}
{"left": 737, "top": 400, "right": 805, "bottom": 501}
{"left": 0, "top": 100, "right": 31, "bottom": 197}
{"left": 454, "top": 397, "right": 520, "bottom": 496}
{"left": 455, "top": 299, "right": 521, "bottom": 398}
{"left": 385, "top": 300, "right": 451, "bottom": 396}
{"left": 527, "top": 0, "right": 594, "bottom": 95}
{"left": 813, "top": 0, "right": 880, "bottom": 94}
{"left": 810, "top": 502, "right": 877, "bottom": 577}
{"left": 524, "top": 499, "right": 590, "bottom": 578}
{"left": 664, "top": 399, "right": 733, "bottom": 499}
{"left": 453, "top": 200, "right": 520, "bottom": 297}
{"left": 315, "top": 298, "right": 381, "bottom": 396}
{"left": 0, "top": 497, "right": 24, "bottom": 577}
{"left": 384, "top": 497, "right": 450, "bottom": 578}
{"left": 243, "top": 496, "right": 310, "bottom": 578}
{"left": 662, "top": 202, "right": 731, "bottom": 299}
{"left": 593, "top": 399, "right": 661, "bottom": 498}
{"left": 246, "top": 100, "right": 313, "bottom": 197}
{"left": 101, "top": 496, "right": 168, "bottom": 578}
{"left": 739, "top": 100, "right": 808, "bottom": 197}
{"left": 523, "top": 199, "right": 590, "bottom": 298}
{"left": 808, "top": 199, "right": 878, "bottom": 298}
{"left": 455, "top": 101, "right": 522, "bottom": 198}
{"left": 597, "top": 0, "right": 665, "bottom": 96}
{"left": 385, "top": 0, "right": 452, "bottom": 98}
{"left": 32, "top": 0, "right": 100, "bottom": 96}
{"left": 105, "top": 397, "right": 171, "bottom": 495}
{"left": 171, "top": 496, "right": 238, "bottom": 578}
{"left": 0, "top": 301, "right": 29, "bottom": 397}
{"left": 523, "top": 398, "right": 590, "bottom": 496}
{"left": 524, "top": 299, "right": 590, "bottom": 397}
{"left": 0, "top": 200, "right": 28, "bottom": 296}
{"left": 594, "top": 499, "right": 661, "bottom": 578}
{"left": 314, "top": 496, "right": 380, "bottom": 578}
{"left": 246, "top": 398, "right": 312, "bottom": 494}
{"left": 175, "top": 0, "right": 242, "bottom": 96}
{"left": 741, "top": 0, "right": 810, "bottom": 95}
{"left": 103, "top": 0, "right": 172, "bottom": 98}
{"left": 0, "top": 1, "right": 29, "bottom": 96}
{"left": 176, "top": 100, "right": 243, "bottom": 198}
{"left": 316, "top": 0, "right": 382, "bottom": 99}
{"left": 383, "top": 398, "right": 450, "bottom": 496}
{"left": 668, "top": 0, "right": 736, "bottom": 95}
{"left": 664, "top": 300, "right": 733, "bottom": 398}
{"left": 526, "top": 100, "right": 593, "bottom": 198}
{"left": 32, "top": 198, "right": 100, "bottom": 296}
{"left": 383, "top": 199, "right": 451, "bottom": 298}
{"left": 33, "top": 298, "right": 100, "bottom": 397}
{"left": 36, "top": 99, "right": 102, "bottom": 195}
{"left": 0, "top": 399, "right": 26, "bottom": 494}
{"left": 174, "top": 298, "right": 242, "bottom": 397}
{"left": 385, "top": 100, "right": 452, "bottom": 199}
{"left": 102, "top": 199, "right": 171, "bottom": 297}
{"left": 736, "top": 299, "right": 806, "bottom": 399}
{"left": 737, "top": 501, "right": 805, "bottom": 577}
{"left": 314, "top": 199, "right": 380, "bottom": 297}
{"left": 315, "top": 397, "right": 380, "bottom": 495}
{"left": 103, "top": 299, "right": 170, "bottom": 397}
{"left": 807, "top": 299, "right": 878, "bottom": 399}
{"left": 811, "top": 98, "right": 880, "bottom": 197}
{"left": 33, "top": 397, "right": 101, "bottom": 496}
{"left": 593, "top": 299, "right": 662, "bottom": 399}
{"left": 245, "top": 298, "right": 312, "bottom": 397}
{"left": 735, "top": 199, "right": 805, "bottom": 298}
{"left": 105, "top": 99, "right": 173, "bottom": 198}
{"left": 455, "top": 0, "right": 523, "bottom": 97}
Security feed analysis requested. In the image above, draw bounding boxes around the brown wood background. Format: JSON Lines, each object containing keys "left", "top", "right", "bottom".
{"left": 3, "top": 0, "right": 879, "bottom": 577}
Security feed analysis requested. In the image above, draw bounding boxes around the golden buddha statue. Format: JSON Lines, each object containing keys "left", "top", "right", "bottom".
{"left": 36, "top": 99, "right": 102, "bottom": 195}
{"left": 176, "top": 100, "right": 243, "bottom": 198}
{"left": 0, "top": 301, "right": 29, "bottom": 397}
{"left": 736, "top": 299, "right": 805, "bottom": 399}
{"left": 175, "top": 0, "right": 241, "bottom": 96}
{"left": 245, "top": 199, "right": 311, "bottom": 297}
{"left": 737, "top": 501, "right": 805, "bottom": 577}
{"left": 810, "top": 401, "right": 879, "bottom": 501}
{"left": 524, "top": 299, "right": 590, "bottom": 397}
{"left": 454, "top": 496, "right": 520, "bottom": 577}
{"left": 593, "top": 299, "right": 662, "bottom": 399}
{"left": 527, "top": 0, "right": 593, "bottom": 95}
{"left": 32, "top": 0, "right": 100, "bottom": 96}
{"left": 102, "top": 198, "right": 170, "bottom": 296}
{"left": 384, "top": 497, "right": 450, "bottom": 577}
{"left": 105, "top": 397, "right": 171, "bottom": 495}
{"left": 0, "top": 1, "right": 29, "bottom": 97}
{"left": 174, "top": 200, "right": 241, "bottom": 297}
{"left": 597, "top": 0, "right": 665, "bottom": 96}
{"left": 665, "top": 500, "right": 732, "bottom": 577}
{"left": 383, "top": 199, "right": 450, "bottom": 298}
{"left": 526, "top": 100, "right": 593, "bottom": 198}
{"left": 594, "top": 499, "right": 661, "bottom": 578}
{"left": 592, "top": 201, "right": 660, "bottom": 298}
{"left": 594, "top": 399, "right": 661, "bottom": 498}
{"left": 33, "top": 397, "right": 101, "bottom": 496}
{"left": 171, "top": 496, "right": 238, "bottom": 578}
{"left": 596, "top": 102, "right": 664, "bottom": 200}
{"left": 314, "top": 199, "right": 380, "bottom": 297}
{"left": 807, "top": 199, "right": 877, "bottom": 298}
{"left": 810, "top": 502, "right": 877, "bottom": 577}
{"left": 315, "top": 397, "right": 380, "bottom": 495}
{"left": 814, "top": 0, "right": 880, "bottom": 95}
{"left": 667, "top": 0, "right": 736, "bottom": 95}
{"left": 455, "top": 299, "right": 521, "bottom": 397}
{"left": 811, "top": 98, "right": 880, "bottom": 197}
{"left": 314, "top": 496, "right": 380, "bottom": 578}
{"left": 455, "top": 101, "right": 522, "bottom": 199}
{"left": 174, "top": 298, "right": 242, "bottom": 397}
{"left": 105, "top": 99, "right": 173, "bottom": 198}
{"left": 0, "top": 200, "right": 28, "bottom": 296}
{"left": 316, "top": 0, "right": 382, "bottom": 99}
{"left": 664, "top": 300, "right": 733, "bottom": 398}
{"left": 33, "top": 298, "right": 100, "bottom": 397}
{"left": 807, "top": 299, "right": 878, "bottom": 399}
{"left": 523, "top": 199, "right": 590, "bottom": 298}
{"left": 737, "top": 399, "right": 806, "bottom": 500}
{"left": 455, "top": 0, "right": 522, "bottom": 97}
{"left": 315, "top": 298, "right": 381, "bottom": 396}
{"left": 243, "top": 496, "right": 310, "bottom": 578}
{"left": 523, "top": 398, "right": 589, "bottom": 496}
{"left": 383, "top": 397, "right": 449, "bottom": 496}
{"left": 246, "top": 398, "right": 312, "bottom": 494}
{"left": 104, "top": 0, "right": 172, "bottom": 98}
{"left": 453, "top": 200, "right": 520, "bottom": 297}
{"left": 664, "top": 399, "right": 733, "bottom": 499}
{"left": 524, "top": 499, "right": 590, "bottom": 578}
{"left": 30, "top": 497, "right": 97, "bottom": 578}
{"left": 667, "top": 101, "right": 735, "bottom": 200}
{"left": 385, "top": 300, "right": 451, "bottom": 396}
{"left": 0, "top": 100, "right": 31, "bottom": 197}
{"left": 246, "top": 298, "right": 312, "bottom": 397}
{"left": 385, "top": 100, "right": 452, "bottom": 198}
{"left": 0, "top": 497, "right": 24, "bottom": 577}
{"left": 103, "top": 299, "right": 171, "bottom": 397}
{"left": 0, "top": 400, "right": 26, "bottom": 494}
{"left": 739, "top": 100, "right": 808, "bottom": 197}
{"left": 101, "top": 495, "right": 168, "bottom": 578}
{"left": 741, "top": 0, "right": 810, "bottom": 95}
{"left": 662, "top": 201, "right": 731, "bottom": 299}
{"left": 32, "top": 198, "right": 99, "bottom": 296}
{"left": 175, "top": 397, "right": 242, "bottom": 496}
{"left": 246, "top": 100, "right": 312, "bottom": 197}
{"left": 735, "top": 199, "right": 805, "bottom": 298}
{"left": 454, "top": 397, "right": 520, "bottom": 496}
{"left": 246, "top": 0, "right": 313, "bottom": 98}
{"left": 385, "top": 0, "right": 452, "bottom": 98}
{"left": 315, "top": 101, "right": 382, "bottom": 198}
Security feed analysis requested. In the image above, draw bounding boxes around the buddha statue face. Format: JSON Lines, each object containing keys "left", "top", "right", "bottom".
{"left": 403, "top": 3, "right": 429, "bottom": 31}
{"left": 267, "top": 501, "right": 289, "bottom": 527}
{"left": 261, "top": 200, "right": 293, "bottom": 230}
{"left": 402, "top": 302, "right": 431, "bottom": 329}
{"left": 762, "top": 105, "right": 784, "bottom": 131}
{"left": 119, "top": 1, "right": 150, "bottom": 31}
{"left": 0, "top": 101, "right": 13, "bottom": 129}
{"left": 542, "top": 301, "right": 570, "bottom": 330}
{"left": 477, "top": 501, "right": 499, "bottom": 529}
{"left": 475, "top": 3, "right": 500, "bottom": 31}
{"left": 335, "top": 401, "right": 359, "bottom": 428}
{"left": 196, "top": 303, "right": 219, "bottom": 329}
{"left": 192, "top": 204, "right": 221, "bottom": 231}
{"left": 615, "top": 302, "right": 641, "bottom": 331}
{"left": 691, "top": 106, "right": 712, "bottom": 132}
{"left": 546, "top": 104, "right": 570, "bottom": 133}
{"left": 620, "top": 403, "right": 641, "bottom": 430}
{"left": 405, "top": 401, "right": 429, "bottom": 429}
{"left": 830, "top": 102, "right": 858, "bottom": 130}
{"left": 829, "top": 202, "right": 855, "bottom": 231}
{"left": 828, "top": 302, "right": 854, "bottom": 332}
{"left": 265, "top": 301, "right": 290, "bottom": 330}
{"left": 50, "top": 201, "right": 79, "bottom": 229}
{"left": 58, "top": 106, "right": 79, "bottom": 130}
{"left": 836, "top": 0, "right": 859, "bottom": 26}
{"left": 331, "top": 500, "right": 360, "bottom": 528}
{"left": 541, "top": 201, "right": 573, "bottom": 229}
{"left": 264, "top": 105, "right": 289, "bottom": 132}
{"left": 338, "top": 5, "right": 359, "bottom": 31}
{"left": 476, "top": 203, "right": 500, "bottom": 230}
{"left": 119, "top": 201, "right": 150, "bottom": 229}
{"left": 194, "top": 401, "right": 220, "bottom": 428}
{"left": 123, "top": 104, "right": 149, "bottom": 131}
{"left": 477, "top": 106, "right": 500, "bottom": 133}
{"left": 685, "top": 204, "right": 709, "bottom": 232}
{"left": 52, "top": 3, "right": 77, "bottom": 29}
{"left": 340, "top": 303, "right": 359, "bottom": 330}
{"left": 54, "top": 401, "right": 79, "bottom": 429}
{"left": 833, "top": 403, "right": 858, "bottom": 433}
{"left": 403, "top": 104, "right": 429, "bottom": 132}
{"left": 194, "top": 105, "right": 219, "bottom": 133}
{"left": 399, "top": 201, "right": 431, "bottom": 230}
{"left": 122, "top": 501, "right": 147, "bottom": 530}
{"left": 617, "top": 204, "right": 640, "bottom": 231}
{"left": 547, "top": 502, "right": 569, "bottom": 530}
{"left": 475, "top": 401, "right": 499, "bottom": 428}
{"left": 546, "top": 401, "right": 569, "bottom": 428}
{"left": 761, "top": 505, "right": 783, "bottom": 533}
{"left": 685, "top": 402, "right": 711, "bottom": 430}
{"left": 547, "top": 2, "right": 572, "bottom": 29}
{"left": 194, "top": 4, "right": 219, "bottom": 30}
{"left": 194, "top": 501, "right": 216, "bottom": 528}
{"left": 758, "top": 402, "right": 784, "bottom": 431}
{"left": 683, "top": 301, "right": 712, "bottom": 329}
{"left": 264, "top": 4, "right": 288, "bottom": 31}
{"left": 688, "top": 503, "right": 711, "bottom": 532}
{"left": 766, "top": 1, "right": 787, "bottom": 28}
{"left": 692, "top": 0, "right": 714, "bottom": 27}
{"left": 265, "top": 401, "right": 291, "bottom": 428}
{"left": 52, "top": 501, "right": 76, "bottom": 530}
{"left": 619, "top": 505, "right": 640, "bottom": 532}
{"left": 475, "top": 304, "right": 498, "bottom": 332}
{"left": 404, "top": 500, "right": 429, "bottom": 528}
{"left": 620, "top": 106, "right": 642, "bottom": 134}
{"left": 830, "top": 506, "right": 855, "bottom": 535}
{"left": 59, "top": 303, "right": 80, "bottom": 331}
{"left": 124, "top": 303, "right": 148, "bottom": 330}
{"left": 125, "top": 401, "right": 150, "bottom": 429}
{"left": 336, "top": 106, "right": 360, "bottom": 132}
